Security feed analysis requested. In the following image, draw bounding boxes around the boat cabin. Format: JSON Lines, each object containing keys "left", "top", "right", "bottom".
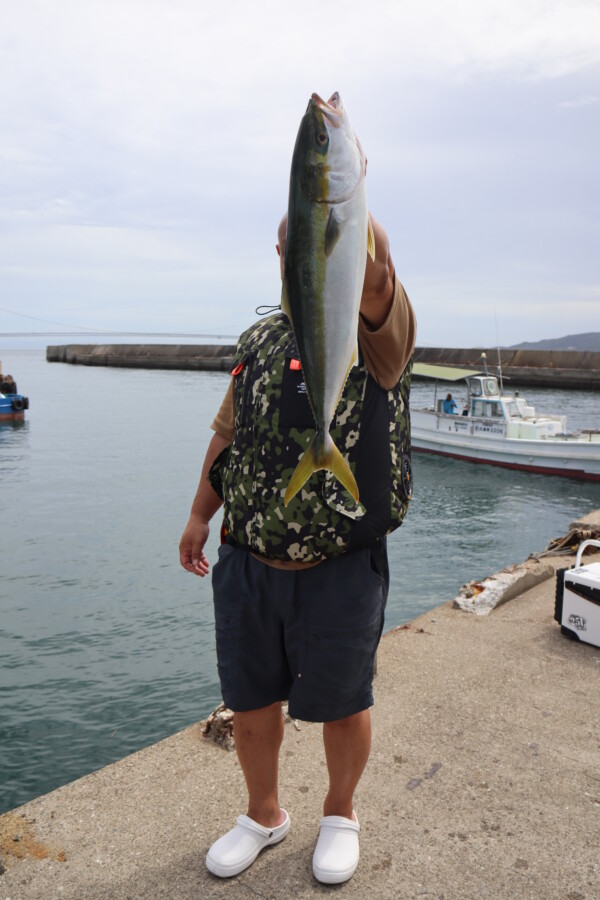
{"left": 464, "top": 375, "right": 539, "bottom": 421}
{"left": 465, "top": 375, "right": 502, "bottom": 418}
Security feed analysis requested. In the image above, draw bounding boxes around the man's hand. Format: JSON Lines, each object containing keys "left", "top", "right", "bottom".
{"left": 179, "top": 515, "right": 211, "bottom": 576}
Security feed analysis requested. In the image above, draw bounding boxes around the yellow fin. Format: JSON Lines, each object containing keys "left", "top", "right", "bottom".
{"left": 367, "top": 218, "right": 375, "bottom": 261}
{"left": 350, "top": 341, "right": 358, "bottom": 369}
{"left": 284, "top": 435, "right": 359, "bottom": 506}
{"left": 284, "top": 442, "right": 318, "bottom": 506}
{"left": 329, "top": 440, "right": 359, "bottom": 502}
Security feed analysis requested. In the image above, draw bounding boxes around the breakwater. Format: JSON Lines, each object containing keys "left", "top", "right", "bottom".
{"left": 46, "top": 343, "right": 600, "bottom": 389}
{"left": 413, "top": 346, "right": 600, "bottom": 390}
{"left": 46, "top": 343, "right": 235, "bottom": 371}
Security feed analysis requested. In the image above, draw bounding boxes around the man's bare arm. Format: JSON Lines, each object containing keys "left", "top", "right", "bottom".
{"left": 179, "top": 431, "right": 231, "bottom": 577}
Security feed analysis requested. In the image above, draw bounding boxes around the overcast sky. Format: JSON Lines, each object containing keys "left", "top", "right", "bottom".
{"left": 1, "top": 0, "right": 598, "bottom": 347}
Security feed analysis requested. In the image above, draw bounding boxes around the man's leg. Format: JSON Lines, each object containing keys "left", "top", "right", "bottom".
{"left": 234, "top": 702, "right": 287, "bottom": 827}
{"left": 322, "top": 709, "right": 371, "bottom": 818}
{"left": 311, "top": 709, "right": 370, "bottom": 884}
{"left": 206, "top": 701, "right": 289, "bottom": 877}
{"left": 207, "top": 551, "right": 292, "bottom": 876}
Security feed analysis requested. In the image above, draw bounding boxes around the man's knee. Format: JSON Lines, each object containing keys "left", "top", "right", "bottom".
{"left": 234, "top": 702, "right": 284, "bottom": 734}
{"left": 323, "top": 709, "right": 371, "bottom": 731}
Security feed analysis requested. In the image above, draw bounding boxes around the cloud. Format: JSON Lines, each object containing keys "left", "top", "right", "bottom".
{"left": 558, "top": 93, "right": 599, "bottom": 108}
{"left": 0, "top": 1, "right": 599, "bottom": 345}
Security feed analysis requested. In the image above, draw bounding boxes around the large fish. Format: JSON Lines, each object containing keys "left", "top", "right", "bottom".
{"left": 282, "top": 91, "right": 375, "bottom": 507}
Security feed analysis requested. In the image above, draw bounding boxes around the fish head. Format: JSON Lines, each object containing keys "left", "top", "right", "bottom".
{"left": 292, "top": 92, "right": 366, "bottom": 204}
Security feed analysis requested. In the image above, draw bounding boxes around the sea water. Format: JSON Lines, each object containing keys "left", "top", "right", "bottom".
{"left": 1, "top": 348, "right": 599, "bottom": 814}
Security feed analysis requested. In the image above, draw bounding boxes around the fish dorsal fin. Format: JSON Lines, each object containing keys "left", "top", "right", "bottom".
{"left": 325, "top": 208, "right": 342, "bottom": 257}
{"left": 367, "top": 217, "right": 375, "bottom": 261}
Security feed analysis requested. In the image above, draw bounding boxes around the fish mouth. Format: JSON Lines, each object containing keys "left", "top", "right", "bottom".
{"left": 310, "top": 92, "right": 343, "bottom": 123}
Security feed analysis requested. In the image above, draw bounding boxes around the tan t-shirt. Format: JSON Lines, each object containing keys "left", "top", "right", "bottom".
{"left": 211, "top": 276, "right": 416, "bottom": 442}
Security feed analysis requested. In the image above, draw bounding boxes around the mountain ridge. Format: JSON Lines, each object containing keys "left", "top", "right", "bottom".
{"left": 508, "top": 332, "right": 600, "bottom": 351}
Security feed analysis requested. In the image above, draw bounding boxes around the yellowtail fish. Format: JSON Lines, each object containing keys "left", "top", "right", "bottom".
{"left": 282, "top": 91, "right": 375, "bottom": 506}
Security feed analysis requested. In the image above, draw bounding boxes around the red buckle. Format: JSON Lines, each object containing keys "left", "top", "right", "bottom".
{"left": 231, "top": 362, "right": 245, "bottom": 376}
{"left": 289, "top": 358, "right": 301, "bottom": 371}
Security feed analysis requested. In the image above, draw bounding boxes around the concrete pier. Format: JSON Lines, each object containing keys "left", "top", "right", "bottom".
{"left": 1, "top": 512, "right": 599, "bottom": 899}
{"left": 46, "top": 343, "right": 600, "bottom": 389}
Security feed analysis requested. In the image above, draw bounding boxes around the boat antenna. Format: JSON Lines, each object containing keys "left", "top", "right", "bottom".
{"left": 494, "top": 311, "right": 504, "bottom": 392}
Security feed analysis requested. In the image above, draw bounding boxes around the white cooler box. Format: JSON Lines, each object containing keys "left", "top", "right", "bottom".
{"left": 554, "top": 540, "right": 600, "bottom": 649}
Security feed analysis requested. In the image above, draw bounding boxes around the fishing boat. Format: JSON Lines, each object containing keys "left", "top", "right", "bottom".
{"left": 410, "top": 362, "right": 600, "bottom": 482}
{"left": 0, "top": 368, "right": 29, "bottom": 422}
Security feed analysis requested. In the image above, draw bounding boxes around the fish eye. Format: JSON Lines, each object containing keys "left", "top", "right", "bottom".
{"left": 317, "top": 132, "right": 328, "bottom": 145}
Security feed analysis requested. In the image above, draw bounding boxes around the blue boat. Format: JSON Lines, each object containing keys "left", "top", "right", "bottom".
{"left": 0, "top": 370, "right": 29, "bottom": 422}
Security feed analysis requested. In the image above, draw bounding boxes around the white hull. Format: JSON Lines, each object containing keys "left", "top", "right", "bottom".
{"left": 411, "top": 409, "right": 600, "bottom": 482}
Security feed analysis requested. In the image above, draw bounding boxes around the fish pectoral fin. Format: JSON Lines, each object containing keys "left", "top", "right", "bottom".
{"left": 325, "top": 208, "right": 342, "bottom": 257}
{"left": 367, "top": 217, "right": 376, "bottom": 261}
{"left": 284, "top": 434, "right": 359, "bottom": 507}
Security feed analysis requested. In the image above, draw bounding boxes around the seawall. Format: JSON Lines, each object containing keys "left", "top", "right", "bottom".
{"left": 46, "top": 343, "right": 600, "bottom": 389}
{"left": 412, "top": 346, "right": 600, "bottom": 390}
{"left": 46, "top": 343, "right": 235, "bottom": 372}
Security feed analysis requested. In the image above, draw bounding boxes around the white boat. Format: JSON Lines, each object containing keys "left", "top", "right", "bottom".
{"left": 410, "top": 363, "right": 600, "bottom": 482}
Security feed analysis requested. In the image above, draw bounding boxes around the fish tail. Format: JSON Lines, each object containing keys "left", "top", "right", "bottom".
{"left": 284, "top": 432, "right": 359, "bottom": 506}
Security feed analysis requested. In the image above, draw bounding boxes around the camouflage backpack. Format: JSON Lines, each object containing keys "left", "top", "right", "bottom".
{"left": 209, "top": 313, "right": 412, "bottom": 563}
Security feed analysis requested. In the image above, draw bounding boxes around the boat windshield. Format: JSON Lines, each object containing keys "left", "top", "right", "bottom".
{"left": 467, "top": 377, "right": 500, "bottom": 398}
{"left": 472, "top": 399, "right": 504, "bottom": 418}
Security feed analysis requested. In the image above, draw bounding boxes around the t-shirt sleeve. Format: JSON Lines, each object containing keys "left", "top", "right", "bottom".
{"left": 358, "top": 276, "right": 417, "bottom": 390}
{"left": 210, "top": 378, "right": 235, "bottom": 442}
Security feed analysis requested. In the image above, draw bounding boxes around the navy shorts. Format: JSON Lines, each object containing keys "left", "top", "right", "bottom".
{"left": 211, "top": 541, "right": 389, "bottom": 722}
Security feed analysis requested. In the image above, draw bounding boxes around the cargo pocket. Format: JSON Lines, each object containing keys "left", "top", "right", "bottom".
{"left": 304, "top": 615, "right": 383, "bottom": 712}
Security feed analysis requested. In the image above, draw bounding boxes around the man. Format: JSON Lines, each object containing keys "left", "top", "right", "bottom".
{"left": 442, "top": 393, "right": 457, "bottom": 414}
{"left": 179, "top": 214, "right": 416, "bottom": 884}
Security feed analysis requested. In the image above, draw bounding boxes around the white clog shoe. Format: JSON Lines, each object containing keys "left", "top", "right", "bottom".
{"left": 312, "top": 812, "right": 360, "bottom": 884}
{"left": 206, "top": 810, "right": 290, "bottom": 878}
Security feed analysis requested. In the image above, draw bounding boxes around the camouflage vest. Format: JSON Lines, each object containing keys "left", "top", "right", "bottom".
{"left": 208, "top": 313, "right": 412, "bottom": 563}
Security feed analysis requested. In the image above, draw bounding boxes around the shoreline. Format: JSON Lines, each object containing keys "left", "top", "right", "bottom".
{"left": 1, "top": 510, "right": 599, "bottom": 897}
